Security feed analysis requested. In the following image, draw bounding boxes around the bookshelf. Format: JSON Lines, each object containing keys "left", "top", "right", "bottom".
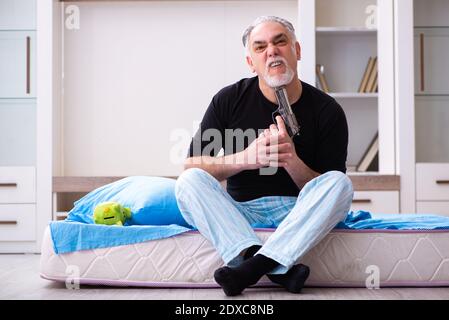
{"left": 298, "top": 0, "right": 398, "bottom": 213}
{"left": 299, "top": 0, "right": 395, "bottom": 174}
{"left": 316, "top": 0, "right": 378, "bottom": 171}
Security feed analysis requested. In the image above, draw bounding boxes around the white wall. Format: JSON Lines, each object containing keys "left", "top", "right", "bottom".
{"left": 61, "top": 1, "right": 297, "bottom": 177}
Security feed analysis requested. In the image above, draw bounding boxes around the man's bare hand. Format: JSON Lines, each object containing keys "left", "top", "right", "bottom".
{"left": 242, "top": 116, "right": 298, "bottom": 169}
{"left": 262, "top": 116, "right": 299, "bottom": 169}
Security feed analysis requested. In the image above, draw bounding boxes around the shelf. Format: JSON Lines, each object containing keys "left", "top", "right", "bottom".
{"left": 415, "top": 94, "right": 449, "bottom": 97}
{"left": 329, "top": 92, "right": 378, "bottom": 98}
{"left": 414, "top": 26, "right": 449, "bottom": 29}
{"left": 0, "top": 97, "right": 36, "bottom": 100}
{"left": 316, "top": 27, "right": 377, "bottom": 35}
{"left": 0, "top": 29, "right": 36, "bottom": 32}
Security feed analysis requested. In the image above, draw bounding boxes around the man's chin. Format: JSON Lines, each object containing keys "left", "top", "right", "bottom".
{"left": 264, "top": 74, "right": 294, "bottom": 88}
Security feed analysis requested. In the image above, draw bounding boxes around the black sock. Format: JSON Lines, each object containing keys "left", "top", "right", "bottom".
{"left": 243, "top": 245, "right": 310, "bottom": 294}
{"left": 267, "top": 264, "right": 310, "bottom": 293}
{"left": 214, "top": 254, "right": 279, "bottom": 296}
{"left": 244, "top": 245, "right": 262, "bottom": 259}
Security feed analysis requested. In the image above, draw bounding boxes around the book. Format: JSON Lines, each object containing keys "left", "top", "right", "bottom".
{"left": 365, "top": 56, "right": 378, "bottom": 93}
{"left": 368, "top": 71, "right": 378, "bottom": 93}
{"left": 316, "top": 64, "right": 330, "bottom": 93}
{"left": 372, "top": 73, "right": 378, "bottom": 92}
{"left": 366, "top": 151, "right": 379, "bottom": 171}
{"left": 356, "top": 132, "right": 379, "bottom": 172}
{"left": 358, "top": 57, "right": 374, "bottom": 93}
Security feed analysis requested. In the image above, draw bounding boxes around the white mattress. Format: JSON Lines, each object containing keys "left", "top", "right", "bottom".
{"left": 40, "top": 226, "right": 449, "bottom": 287}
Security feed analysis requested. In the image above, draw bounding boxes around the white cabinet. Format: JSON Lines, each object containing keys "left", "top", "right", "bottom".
{"left": 0, "top": 0, "right": 36, "bottom": 30}
{"left": 0, "top": 32, "right": 35, "bottom": 98}
{"left": 414, "top": 27, "right": 449, "bottom": 164}
{"left": 0, "top": 0, "right": 52, "bottom": 253}
{"left": 412, "top": 0, "right": 449, "bottom": 215}
{"left": 351, "top": 191, "right": 399, "bottom": 213}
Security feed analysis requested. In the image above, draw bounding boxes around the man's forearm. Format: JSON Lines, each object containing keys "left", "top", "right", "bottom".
{"left": 285, "top": 155, "right": 320, "bottom": 189}
{"left": 184, "top": 152, "right": 251, "bottom": 182}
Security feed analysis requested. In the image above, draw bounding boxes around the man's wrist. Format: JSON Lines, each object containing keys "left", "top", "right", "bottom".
{"left": 236, "top": 150, "right": 265, "bottom": 171}
{"left": 285, "top": 153, "right": 301, "bottom": 172}
{"left": 222, "top": 152, "right": 252, "bottom": 171}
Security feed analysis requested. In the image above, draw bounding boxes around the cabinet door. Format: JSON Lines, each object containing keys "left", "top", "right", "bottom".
{"left": 414, "top": 27, "right": 449, "bottom": 94}
{"left": 0, "top": 0, "right": 36, "bottom": 30}
{"left": 0, "top": 100, "right": 36, "bottom": 166}
{"left": 415, "top": 96, "right": 449, "bottom": 162}
{"left": 0, "top": 31, "right": 35, "bottom": 98}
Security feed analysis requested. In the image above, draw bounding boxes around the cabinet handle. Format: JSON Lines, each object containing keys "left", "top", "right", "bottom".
{"left": 0, "top": 221, "right": 17, "bottom": 225}
{"left": 436, "top": 180, "right": 449, "bottom": 185}
{"left": 420, "top": 33, "right": 425, "bottom": 92}
{"left": 26, "top": 36, "right": 30, "bottom": 94}
{"left": 352, "top": 199, "right": 372, "bottom": 203}
{"left": 0, "top": 183, "right": 17, "bottom": 187}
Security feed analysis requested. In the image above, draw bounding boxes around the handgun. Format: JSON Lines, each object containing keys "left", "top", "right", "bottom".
{"left": 273, "top": 86, "right": 300, "bottom": 137}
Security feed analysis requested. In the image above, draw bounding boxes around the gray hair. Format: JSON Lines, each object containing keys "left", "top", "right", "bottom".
{"left": 242, "top": 16, "right": 296, "bottom": 50}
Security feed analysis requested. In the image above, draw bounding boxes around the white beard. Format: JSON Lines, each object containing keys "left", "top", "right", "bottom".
{"left": 263, "top": 67, "right": 295, "bottom": 88}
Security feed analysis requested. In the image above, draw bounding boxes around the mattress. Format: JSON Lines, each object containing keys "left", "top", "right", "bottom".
{"left": 40, "top": 226, "right": 449, "bottom": 287}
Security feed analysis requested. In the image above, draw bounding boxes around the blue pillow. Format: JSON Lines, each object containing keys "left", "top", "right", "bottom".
{"left": 66, "top": 176, "right": 190, "bottom": 227}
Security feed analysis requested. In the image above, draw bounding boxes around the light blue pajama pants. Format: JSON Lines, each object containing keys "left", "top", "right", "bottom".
{"left": 175, "top": 168, "right": 353, "bottom": 274}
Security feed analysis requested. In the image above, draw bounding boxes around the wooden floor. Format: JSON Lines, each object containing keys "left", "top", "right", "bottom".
{"left": 2, "top": 254, "right": 449, "bottom": 300}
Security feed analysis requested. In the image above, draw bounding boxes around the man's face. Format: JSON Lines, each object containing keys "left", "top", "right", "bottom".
{"left": 246, "top": 21, "right": 301, "bottom": 88}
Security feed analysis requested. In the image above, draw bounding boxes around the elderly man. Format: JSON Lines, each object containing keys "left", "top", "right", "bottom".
{"left": 175, "top": 16, "right": 353, "bottom": 296}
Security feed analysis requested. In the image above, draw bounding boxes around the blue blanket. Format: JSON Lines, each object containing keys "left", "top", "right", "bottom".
{"left": 335, "top": 211, "right": 449, "bottom": 230}
{"left": 50, "top": 211, "right": 449, "bottom": 254}
{"left": 50, "top": 222, "right": 191, "bottom": 254}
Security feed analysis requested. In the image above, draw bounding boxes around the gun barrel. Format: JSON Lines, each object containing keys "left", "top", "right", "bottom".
{"left": 274, "top": 87, "right": 300, "bottom": 137}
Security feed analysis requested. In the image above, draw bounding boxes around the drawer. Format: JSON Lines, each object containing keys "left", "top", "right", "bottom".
{"left": 350, "top": 191, "right": 399, "bottom": 213}
{"left": 416, "top": 163, "right": 449, "bottom": 201}
{"left": 417, "top": 201, "right": 449, "bottom": 217}
{"left": 0, "top": 204, "right": 35, "bottom": 241}
{"left": 0, "top": 167, "right": 35, "bottom": 203}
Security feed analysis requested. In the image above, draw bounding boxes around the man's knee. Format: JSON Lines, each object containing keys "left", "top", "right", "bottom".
{"left": 324, "top": 171, "right": 353, "bottom": 220}
{"left": 175, "top": 168, "right": 212, "bottom": 196}
{"left": 322, "top": 171, "right": 353, "bottom": 193}
{"left": 321, "top": 171, "right": 354, "bottom": 213}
